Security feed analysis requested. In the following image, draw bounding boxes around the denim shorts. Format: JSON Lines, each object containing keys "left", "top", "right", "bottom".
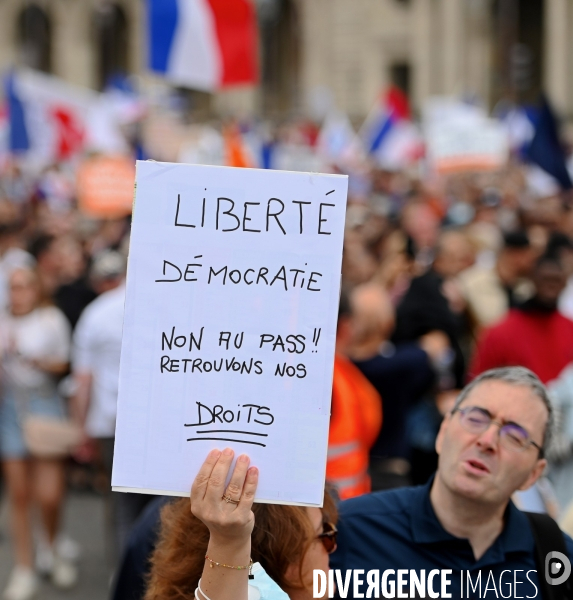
{"left": 0, "top": 387, "right": 65, "bottom": 459}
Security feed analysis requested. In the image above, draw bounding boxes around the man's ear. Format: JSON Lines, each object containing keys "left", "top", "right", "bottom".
{"left": 435, "top": 413, "right": 451, "bottom": 456}
{"left": 518, "top": 458, "right": 547, "bottom": 492}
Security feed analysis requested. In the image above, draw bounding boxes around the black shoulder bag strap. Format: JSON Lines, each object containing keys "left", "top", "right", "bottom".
{"left": 525, "top": 511, "right": 572, "bottom": 600}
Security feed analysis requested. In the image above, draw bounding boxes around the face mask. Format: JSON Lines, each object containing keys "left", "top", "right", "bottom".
{"left": 249, "top": 563, "right": 290, "bottom": 600}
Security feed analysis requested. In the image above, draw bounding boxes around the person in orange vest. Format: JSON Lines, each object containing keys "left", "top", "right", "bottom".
{"left": 326, "top": 290, "right": 383, "bottom": 500}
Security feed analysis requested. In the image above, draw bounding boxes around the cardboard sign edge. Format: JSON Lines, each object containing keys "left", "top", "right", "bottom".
{"left": 111, "top": 486, "right": 322, "bottom": 507}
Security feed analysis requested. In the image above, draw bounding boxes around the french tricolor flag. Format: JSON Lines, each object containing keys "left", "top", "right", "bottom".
{"left": 5, "top": 69, "right": 132, "bottom": 168}
{"left": 360, "top": 86, "right": 423, "bottom": 169}
{"left": 148, "top": 0, "right": 258, "bottom": 91}
{"left": 361, "top": 86, "right": 411, "bottom": 154}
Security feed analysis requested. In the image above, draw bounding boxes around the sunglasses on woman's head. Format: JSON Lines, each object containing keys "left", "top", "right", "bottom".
{"left": 317, "top": 522, "right": 338, "bottom": 554}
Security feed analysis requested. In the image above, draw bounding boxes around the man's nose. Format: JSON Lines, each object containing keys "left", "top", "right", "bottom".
{"left": 475, "top": 422, "right": 500, "bottom": 451}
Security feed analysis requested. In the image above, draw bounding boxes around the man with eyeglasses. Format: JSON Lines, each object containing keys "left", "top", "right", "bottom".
{"left": 330, "top": 366, "right": 573, "bottom": 599}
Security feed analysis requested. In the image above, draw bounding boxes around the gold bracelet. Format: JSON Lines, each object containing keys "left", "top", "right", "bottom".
{"left": 205, "top": 555, "right": 254, "bottom": 579}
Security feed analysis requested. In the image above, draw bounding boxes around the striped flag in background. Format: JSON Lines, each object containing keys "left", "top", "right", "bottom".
{"left": 147, "top": 0, "right": 258, "bottom": 91}
{"left": 5, "top": 69, "right": 134, "bottom": 168}
{"left": 361, "top": 86, "right": 411, "bottom": 155}
{"left": 360, "top": 86, "right": 424, "bottom": 170}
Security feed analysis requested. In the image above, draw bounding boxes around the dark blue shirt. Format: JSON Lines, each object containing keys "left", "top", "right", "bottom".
{"left": 111, "top": 496, "right": 172, "bottom": 600}
{"left": 330, "top": 479, "right": 573, "bottom": 599}
{"left": 354, "top": 343, "right": 433, "bottom": 459}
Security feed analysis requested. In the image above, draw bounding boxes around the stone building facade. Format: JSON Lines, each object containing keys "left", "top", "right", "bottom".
{"left": 0, "top": 0, "right": 571, "bottom": 120}
{"left": 0, "top": 0, "right": 142, "bottom": 90}
{"left": 295, "top": 0, "right": 573, "bottom": 120}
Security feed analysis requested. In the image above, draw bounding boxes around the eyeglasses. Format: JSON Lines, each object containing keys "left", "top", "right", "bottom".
{"left": 317, "top": 522, "right": 338, "bottom": 554}
{"left": 453, "top": 406, "right": 543, "bottom": 455}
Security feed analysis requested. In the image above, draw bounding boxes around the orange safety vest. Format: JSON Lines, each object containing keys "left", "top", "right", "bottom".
{"left": 326, "top": 355, "right": 382, "bottom": 500}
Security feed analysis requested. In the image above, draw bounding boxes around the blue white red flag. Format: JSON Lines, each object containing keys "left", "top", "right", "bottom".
{"left": 361, "top": 86, "right": 411, "bottom": 154}
{"left": 361, "top": 87, "right": 423, "bottom": 169}
{"left": 4, "top": 69, "right": 134, "bottom": 169}
{"left": 147, "top": 0, "right": 258, "bottom": 91}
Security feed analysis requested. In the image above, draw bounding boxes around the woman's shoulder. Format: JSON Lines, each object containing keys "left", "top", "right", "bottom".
{"left": 249, "top": 563, "right": 289, "bottom": 600}
{"left": 34, "top": 305, "right": 72, "bottom": 334}
{"left": 36, "top": 305, "right": 69, "bottom": 323}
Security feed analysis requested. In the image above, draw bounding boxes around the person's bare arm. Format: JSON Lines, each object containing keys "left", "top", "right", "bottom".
{"left": 191, "top": 449, "right": 258, "bottom": 600}
{"left": 30, "top": 358, "right": 69, "bottom": 376}
{"left": 70, "top": 371, "right": 93, "bottom": 427}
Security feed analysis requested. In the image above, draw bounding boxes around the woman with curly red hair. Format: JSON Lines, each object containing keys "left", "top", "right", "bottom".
{"left": 144, "top": 448, "right": 337, "bottom": 600}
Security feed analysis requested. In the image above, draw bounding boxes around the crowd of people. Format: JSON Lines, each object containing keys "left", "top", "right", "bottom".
{"left": 0, "top": 131, "right": 573, "bottom": 599}
{"left": 0, "top": 166, "right": 132, "bottom": 599}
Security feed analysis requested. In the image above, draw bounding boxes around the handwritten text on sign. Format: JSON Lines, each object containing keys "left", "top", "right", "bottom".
{"left": 112, "top": 162, "right": 348, "bottom": 506}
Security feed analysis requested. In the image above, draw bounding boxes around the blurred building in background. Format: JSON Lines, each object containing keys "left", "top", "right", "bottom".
{"left": 0, "top": 1, "right": 141, "bottom": 89}
{"left": 0, "top": 0, "right": 571, "bottom": 121}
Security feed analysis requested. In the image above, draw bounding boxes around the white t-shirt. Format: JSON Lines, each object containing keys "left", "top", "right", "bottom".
{"left": 0, "top": 305, "right": 71, "bottom": 390}
{"left": 73, "top": 283, "right": 126, "bottom": 438}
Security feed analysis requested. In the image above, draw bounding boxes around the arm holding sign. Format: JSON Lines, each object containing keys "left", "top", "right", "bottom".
{"left": 191, "top": 448, "right": 258, "bottom": 600}
{"left": 145, "top": 449, "right": 337, "bottom": 600}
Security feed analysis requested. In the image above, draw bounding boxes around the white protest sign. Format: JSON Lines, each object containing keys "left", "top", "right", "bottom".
{"left": 423, "top": 97, "right": 509, "bottom": 173}
{"left": 426, "top": 121, "right": 509, "bottom": 173}
{"left": 112, "top": 161, "right": 348, "bottom": 506}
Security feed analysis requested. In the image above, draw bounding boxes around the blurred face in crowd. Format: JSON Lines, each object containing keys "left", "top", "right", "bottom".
{"left": 341, "top": 232, "right": 378, "bottom": 285}
{"left": 435, "top": 380, "right": 547, "bottom": 508}
{"left": 37, "top": 236, "right": 67, "bottom": 275}
{"left": 402, "top": 202, "right": 440, "bottom": 250}
{"left": 505, "top": 246, "right": 536, "bottom": 277}
{"left": 532, "top": 260, "right": 566, "bottom": 308}
{"left": 350, "top": 284, "right": 395, "bottom": 346}
{"left": 58, "top": 236, "right": 86, "bottom": 282}
{"left": 433, "top": 231, "right": 475, "bottom": 279}
{"left": 9, "top": 268, "right": 41, "bottom": 316}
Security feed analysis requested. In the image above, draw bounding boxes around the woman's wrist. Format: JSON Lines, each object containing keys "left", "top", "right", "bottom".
{"left": 206, "top": 537, "right": 251, "bottom": 563}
